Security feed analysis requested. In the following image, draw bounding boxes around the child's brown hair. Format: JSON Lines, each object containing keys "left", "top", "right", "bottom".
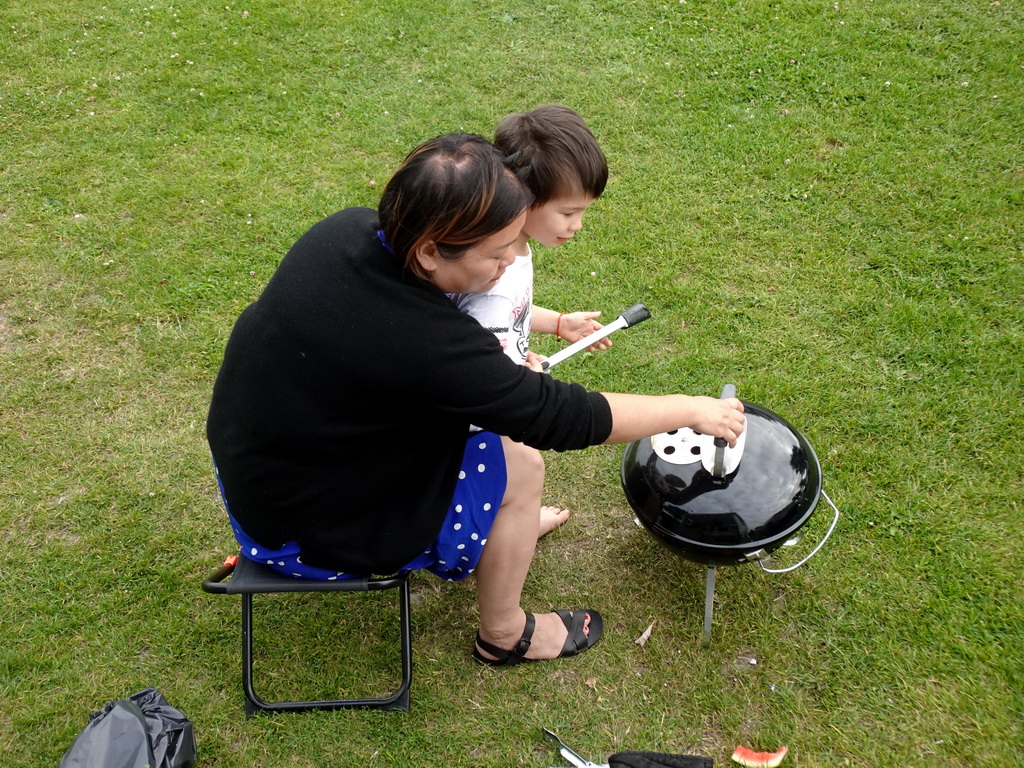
{"left": 494, "top": 105, "right": 607, "bottom": 205}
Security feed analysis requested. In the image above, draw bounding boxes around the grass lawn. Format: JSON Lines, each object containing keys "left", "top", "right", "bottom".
{"left": 1, "top": 0, "right": 1021, "bottom": 765}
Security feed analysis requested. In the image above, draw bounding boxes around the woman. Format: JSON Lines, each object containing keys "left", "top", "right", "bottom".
{"left": 207, "top": 133, "right": 744, "bottom": 665}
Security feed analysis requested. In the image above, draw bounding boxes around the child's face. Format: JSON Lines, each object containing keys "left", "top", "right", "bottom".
{"left": 522, "top": 192, "right": 596, "bottom": 249}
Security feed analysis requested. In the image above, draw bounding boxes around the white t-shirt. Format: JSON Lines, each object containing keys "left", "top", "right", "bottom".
{"left": 448, "top": 246, "right": 533, "bottom": 365}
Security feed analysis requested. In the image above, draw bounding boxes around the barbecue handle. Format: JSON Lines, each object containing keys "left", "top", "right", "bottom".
{"left": 712, "top": 384, "right": 736, "bottom": 478}
{"left": 713, "top": 384, "right": 737, "bottom": 448}
{"left": 755, "top": 491, "right": 842, "bottom": 574}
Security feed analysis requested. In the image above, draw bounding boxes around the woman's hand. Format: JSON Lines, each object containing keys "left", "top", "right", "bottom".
{"left": 522, "top": 351, "right": 546, "bottom": 373}
{"left": 556, "top": 311, "right": 612, "bottom": 351}
{"left": 690, "top": 396, "right": 746, "bottom": 447}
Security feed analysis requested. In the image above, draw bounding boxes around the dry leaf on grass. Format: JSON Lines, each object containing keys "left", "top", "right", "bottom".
{"left": 635, "top": 620, "right": 655, "bottom": 646}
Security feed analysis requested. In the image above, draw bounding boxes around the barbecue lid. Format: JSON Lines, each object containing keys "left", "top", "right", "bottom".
{"left": 621, "top": 402, "right": 822, "bottom": 553}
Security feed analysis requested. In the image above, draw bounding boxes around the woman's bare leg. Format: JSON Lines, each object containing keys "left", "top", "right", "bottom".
{"left": 473, "top": 436, "right": 590, "bottom": 660}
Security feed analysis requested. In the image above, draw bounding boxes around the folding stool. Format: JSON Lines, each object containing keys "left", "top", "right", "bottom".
{"left": 203, "top": 554, "right": 412, "bottom": 717}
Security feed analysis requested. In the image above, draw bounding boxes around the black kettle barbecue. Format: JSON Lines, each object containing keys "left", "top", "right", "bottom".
{"left": 621, "top": 385, "right": 840, "bottom": 643}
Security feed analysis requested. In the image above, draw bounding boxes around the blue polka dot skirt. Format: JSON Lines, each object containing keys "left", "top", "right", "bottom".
{"left": 216, "top": 432, "right": 507, "bottom": 582}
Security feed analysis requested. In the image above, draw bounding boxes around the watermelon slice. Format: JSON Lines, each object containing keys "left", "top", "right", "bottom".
{"left": 731, "top": 745, "right": 788, "bottom": 768}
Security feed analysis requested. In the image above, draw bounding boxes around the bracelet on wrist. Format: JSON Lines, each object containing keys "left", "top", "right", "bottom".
{"left": 556, "top": 313, "right": 567, "bottom": 339}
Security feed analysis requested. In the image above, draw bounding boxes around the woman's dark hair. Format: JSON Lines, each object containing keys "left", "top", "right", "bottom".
{"left": 495, "top": 105, "right": 608, "bottom": 206}
{"left": 379, "top": 133, "right": 533, "bottom": 278}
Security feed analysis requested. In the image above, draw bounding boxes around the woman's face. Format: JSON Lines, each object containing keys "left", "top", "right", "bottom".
{"left": 416, "top": 212, "right": 527, "bottom": 294}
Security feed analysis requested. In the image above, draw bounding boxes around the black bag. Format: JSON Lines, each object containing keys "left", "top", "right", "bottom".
{"left": 59, "top": 688, "right": 197, "bottom": 768}
{"left": 609, "top": 752, "right": 713, "bottom": 768}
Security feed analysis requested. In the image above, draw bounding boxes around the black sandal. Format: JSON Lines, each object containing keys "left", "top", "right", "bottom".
{"left": 472, "top": 609, "right": 603, "bottom": 666}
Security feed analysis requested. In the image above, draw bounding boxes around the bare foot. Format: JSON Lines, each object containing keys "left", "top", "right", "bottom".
{"left": 476, "top": 610, "right": 592, "bottom": 661}
{"left": 539, "top": 506, "right": 570, "bottom": 537}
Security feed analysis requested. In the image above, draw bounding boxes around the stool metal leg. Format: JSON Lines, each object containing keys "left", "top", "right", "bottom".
{"left": 393, "top": 575, "right": 412, "bottom": 711}
{"left": 240, "top": 579, "right": 412, "bottom": 717}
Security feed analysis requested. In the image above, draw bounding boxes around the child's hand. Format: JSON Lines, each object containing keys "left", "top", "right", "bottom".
{"left": 556, "top": 311, "right": 612, "bottom": 351}
{"left": 522, "top": 351, "right": 547, "bottom": 373}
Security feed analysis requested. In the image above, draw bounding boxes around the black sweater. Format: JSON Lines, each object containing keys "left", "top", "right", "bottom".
{"left": 207, "top": 208, "right": 613, "bottom": 573}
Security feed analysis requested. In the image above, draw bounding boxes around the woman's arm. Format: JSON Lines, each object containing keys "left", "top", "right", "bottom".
{"left": 600, "top": 393, "right": 745, "bottom": 446}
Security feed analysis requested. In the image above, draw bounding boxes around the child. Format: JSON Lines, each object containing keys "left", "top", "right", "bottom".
{"left": 447, "top": 105, "right": 611, "bottom": 535}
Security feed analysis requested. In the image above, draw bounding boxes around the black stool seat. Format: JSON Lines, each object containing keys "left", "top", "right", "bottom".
{"left": 203, "top": 554, "right": 412, "bottom": 716}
